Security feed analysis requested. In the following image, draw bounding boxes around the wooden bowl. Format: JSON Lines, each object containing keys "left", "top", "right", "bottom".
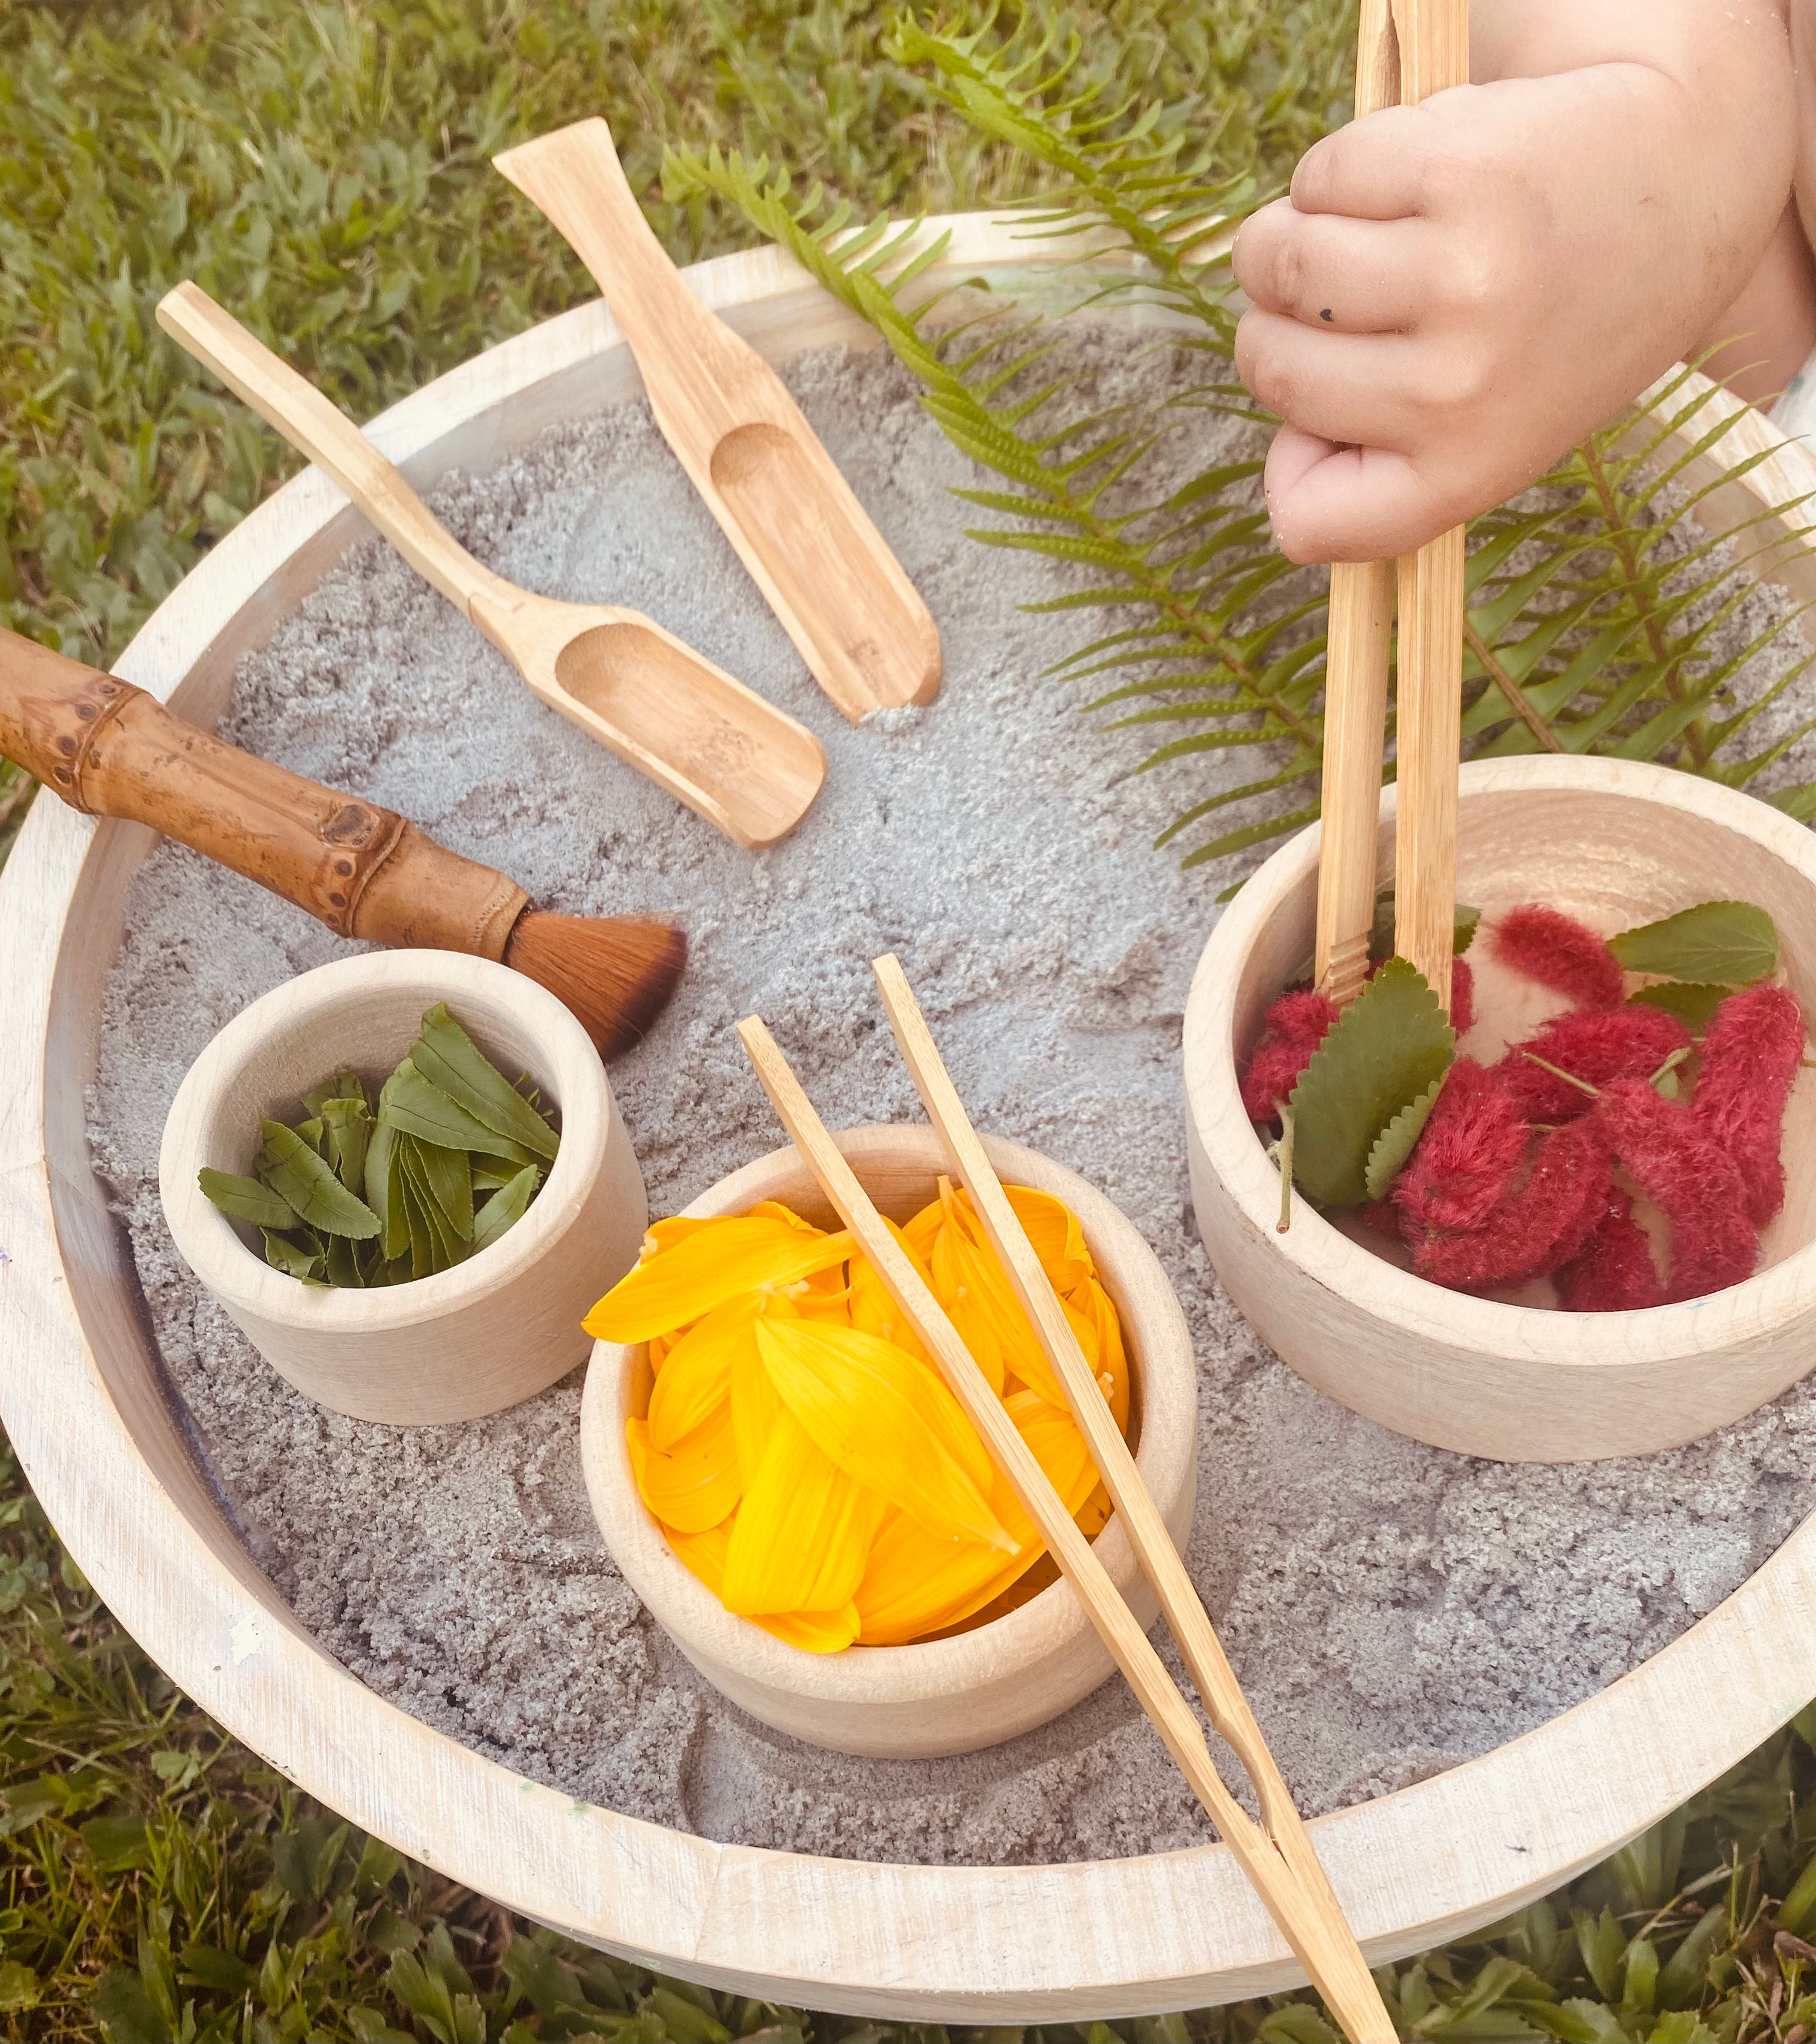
{"left": 581, "top": 1123, "right": 1199, "bottom": 1760}
{"left": 11, "top": 218, "right": 1816, "bottom": 2016}
{"left": 159, "top": 948, "right": 647, "bottom": 1424}
{"left": 1187, "top": 756, "right": 1816, "bottom": 1464}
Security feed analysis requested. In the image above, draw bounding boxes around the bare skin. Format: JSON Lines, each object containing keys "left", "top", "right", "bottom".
{"left": 1232, "top": 0, "right": 1803, "bottom": 565}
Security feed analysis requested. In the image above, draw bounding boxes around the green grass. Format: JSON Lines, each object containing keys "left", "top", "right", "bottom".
{"left": 4, "top": 3, "right": 1816, "bottom": 2037}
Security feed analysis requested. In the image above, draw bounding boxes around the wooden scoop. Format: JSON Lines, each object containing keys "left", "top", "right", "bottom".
{"left": 492, "top": 118, "right": 942, "bottom": 724}
{"left": 156, "top": 282, "right": 826, "bottom": 852}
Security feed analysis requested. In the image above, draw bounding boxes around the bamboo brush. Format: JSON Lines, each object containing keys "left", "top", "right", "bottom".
{"left": 0, "top": 629, "right": 685, "bottom": 1060}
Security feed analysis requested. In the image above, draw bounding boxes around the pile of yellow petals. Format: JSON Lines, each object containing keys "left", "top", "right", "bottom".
{"left": 583, "top": 1182, "right": 1130, "bottom": 1652}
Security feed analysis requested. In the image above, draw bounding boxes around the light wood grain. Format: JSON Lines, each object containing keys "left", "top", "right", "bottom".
{"left": 581, "top": 1123, "right": 1198, "bottom": 1759}
{"left": 867, "top": 960, "right": 1392, "bottom": 2040}
{"left": 158, "top": 950, "right": 646, "bottom": 1423}
{"left": 493, "top": 118, "right": 940, "bottom": 724}
{"left": 156, "top": 282, "right": 826, "bottom": 851}
{"left": 7, "top": 217, "right": 1816, "bottom": 2019}
{"left": 739, "top": 1017, "right": 1393, "bottom": 2039}
{"left": 1314, "top": 0, "right": 1400, "bottom": 1009}
{"left": 1388, "top": 0, "right": 1469, "bottom": 1011}
{"left": 1190, "top": 754, "right": 1816, "bottom": 1462}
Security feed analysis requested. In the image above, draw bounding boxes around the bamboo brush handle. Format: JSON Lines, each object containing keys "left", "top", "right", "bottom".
{"left": 1315, "top": 0, "right": 1401, "bottom": 1008}
{"left": 0, "top": 630, "right": 528, "bottom": 957}
{"left": 156, "top": 283, "right": 522, "bottom": 631}
{"left": 1390, "top": 0, "right": 1470, "bottom": 1012}
{"left": 737, "top": 1012, "right": 1393, "bottom": 2043}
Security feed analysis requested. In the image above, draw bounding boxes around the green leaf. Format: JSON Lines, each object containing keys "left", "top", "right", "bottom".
{"left": 378, "top": 1064, "right": 539, "bottom": 1165}
{"left": 411, "top": 1003, "right": 559, "bottom": 1160}
{"left": 319, "top": 1093, "right": 372, "bottom": 1195}
{"left": 262, "top": 1230, "right": 327, "bottom": 1282}
{"left": 410, "top": 1127, "right": 475, "bottom": 1242}
{"left": 365, "top": 1118, "right": 408, "bottom": 1264}
{"left": 473, "top": 1163, "right": 542, "bottom": 1254}
{"left": 1364, "top": 1073, "right": 1445, "bottom": 1202}
{"left": 399, "top": 1139, "right": 461, "bottom": 1275}
{"left": 1287, "top": 960, "right": 1456, "bottom": 1207}
{"left": 0, "top": 1961, "right": 37, "bottom": 2013}
{"left": 1608, "top": 900, "right": 1777, "bottom": 985}
{"left": 303, "top": 1070, "right": 366, "bottom": 1117}
{"left": 1628, "top": 982, "right": 1730, "bottom": 1031}
{"left": 259, "top": 1120, "right": 381, "bottom": 1238}
{"left": 196, "top": 1168, "right": 297, "bottom": 1230}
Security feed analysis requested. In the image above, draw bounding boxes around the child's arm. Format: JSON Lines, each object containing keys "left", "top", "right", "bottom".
{"left": 1231, "top": 0, "right": 1798, "bottom": 563}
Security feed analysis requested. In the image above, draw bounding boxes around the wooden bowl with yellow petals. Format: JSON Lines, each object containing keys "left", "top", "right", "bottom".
{"left": 580, "top": 1122, "right": 1199, "bottom": 1759}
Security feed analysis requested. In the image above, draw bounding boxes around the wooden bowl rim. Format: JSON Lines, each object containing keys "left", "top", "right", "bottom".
{"left": 1185, "top": 756, "right": 1816, "bottom": 1366}
{"left": 157, "top": 948, "right": 611, "bottom": 1332}
{"left": 581, "top": 1122, "right": 1198, "bottom": 1713}
{"left": 5, "top": 211, "right": 1816, "bottom": 2016}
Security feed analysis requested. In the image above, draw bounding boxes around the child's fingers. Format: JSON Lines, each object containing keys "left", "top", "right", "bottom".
{"left": 1288, "top": 106, "right": 1459, "bottom": 222}
{"left": 1233, "top": 200, "right": 1427, "bottom": 334}
{"left": 1234, "top": 310, "right": 1427, "bottom": 451}
{"left": 1262, "top": 428, "right": 1453, "bottom": 565}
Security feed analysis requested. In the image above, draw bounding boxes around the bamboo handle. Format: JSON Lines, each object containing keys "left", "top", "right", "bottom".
{"left": 1313, "top": 0, "right": 1402, "bottom": 1007}
{"left": 156, "top": 283, "right": 521, "bottom": 628}
{"left": 0, "top": 629, "right": 528, "bottom": 957}
{"left": 869, "top": 957, "right": 1391, "bottom": 2039}
{"left": 1390, "top": 0, "right": 1469, "bottom": 1012}
{"left": 736, "top": 1015, "right": 1394, "bottom": 2042}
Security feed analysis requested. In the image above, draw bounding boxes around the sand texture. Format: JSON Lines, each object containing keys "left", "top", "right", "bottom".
{"left": 86, "top": 328, "right": 1816, "bottom": 1866}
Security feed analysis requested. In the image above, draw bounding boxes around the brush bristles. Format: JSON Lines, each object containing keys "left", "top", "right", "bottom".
{"left": 502, "top": 912, "right": 686, "bottom": 1062}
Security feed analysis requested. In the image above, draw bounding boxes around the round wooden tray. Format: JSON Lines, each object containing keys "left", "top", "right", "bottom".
{"left": 5, "top": 214, "right": 1816, "bottom": 2021}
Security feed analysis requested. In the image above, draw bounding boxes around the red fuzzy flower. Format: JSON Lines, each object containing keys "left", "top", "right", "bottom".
{"left": 1411, "top": 1114, "right": 1612, "bottom": 1293}
{"left": 1498, "top": 1004, "right": 1691, "bottom": 1126}
{"left": 1554, "top": 1188, "right": 1664, "bottom": 1312}
{"left": 1690, "top": 983, "right": 1805, "bottom": 1227}
{"left": 1241, "top": 990, "right": 1338, "bottom": 1123}
{"left": 1489, "top": 904, "right": 1624, "bottom": 1011}
{"left": 1448, "top": 957, "right": 1476, "bottom": 1035}
{"left": 1393, "top": 1060, "right": 1527, "bottom": 1234}
{"left": 1595, "top": 1078, "right": 1758, "bottom": 1302}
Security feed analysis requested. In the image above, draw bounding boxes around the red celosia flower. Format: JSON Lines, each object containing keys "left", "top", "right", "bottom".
{"left": 1448, "top": 957, "right": 1476, "bottom": 1035}
{"left": 1554, "top": 1188, "right": 1664, "bottom": 1312}
{"left": 1357, "top": 1198, "right": 1404, "bottom": 1236}
{"left": 1498, "top": 1004, "right": 1691, "bottom": 1126}
{"left": 1241, "top": 990, "right": 1338, "bottom": 1123}
{"left": 1393, "top": 1060, "right": 1527, "bottom": 1234}
{"left": 1411, "top": 1114, "right": 1612, "bottom": 1292}
{"left": 1489, "top": 904, "right": 1624, "bottom": 1011}
{"left": 1690, "top": 983, "right": 1805, "bottom": 1227}
{"left": 1595, "top": 1078, "right": 1758, "bottom": 1302}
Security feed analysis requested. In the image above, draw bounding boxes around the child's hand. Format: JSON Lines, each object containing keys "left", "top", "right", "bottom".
{"left": 1232, "top": 3, "right": 1796, "bottom": 564}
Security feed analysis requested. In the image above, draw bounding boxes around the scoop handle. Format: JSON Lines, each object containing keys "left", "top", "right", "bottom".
{"left": 0, "top": 628, "right": 527, "bottom": 956}
{"left": 156, "top": 282, "right": 521, "bottom": 626}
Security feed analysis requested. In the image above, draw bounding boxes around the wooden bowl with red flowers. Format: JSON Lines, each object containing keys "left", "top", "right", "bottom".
{"left": 1186, "top": 754, "right": 1816, "bottom": 1464}
{"left": 578, "top": 1121, "right": 1199, "bottom": 1759}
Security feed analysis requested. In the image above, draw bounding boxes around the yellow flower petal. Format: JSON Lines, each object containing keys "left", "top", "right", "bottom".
{"left": 1003, "top": 1183, "right": 1097, "bottom": 1294}
{"left": 722, "top": 1409, "right": 885, "bottom": 1615}
{"left": 647, "top": 1294, "right": 758, "bottom": 1451}
{"left": 626, "top": 1406, "right": 740, "bottom": 1534}
{"left": 730, "top": 1321, "right": 785, "bottom": 1490}
{"left": 754, "top": 1603, "right": 862, "bottom": 1653}
{"left": 666, "top": 1517, "right": 732, "bottom": 1597}
{"left": 754, "top": 1318, "right": 1010, "bottom": 1551}
{"left": 585, "top": 1218, "right": 853, "bottom": 1343}
{"left": 848, "top": 1236, "right": 933, "bottom": 1365}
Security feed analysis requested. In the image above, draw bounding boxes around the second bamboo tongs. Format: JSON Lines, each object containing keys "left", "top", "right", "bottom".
{"left": 739, "top": 960, "right": 1393, "bottom": 2043}
{"left": 494, "top": 118, "right": 942, "bottom": 723}
{"left": 157, "top": 282, "right": 826, "bottom": 852}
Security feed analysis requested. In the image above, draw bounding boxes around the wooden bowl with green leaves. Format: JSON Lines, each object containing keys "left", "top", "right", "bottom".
{"left": 159, "top": 948, "right": 647, "bottom": 1423}
{"left": 1186, "top": 755, "right": 1816, "bottom": 1464}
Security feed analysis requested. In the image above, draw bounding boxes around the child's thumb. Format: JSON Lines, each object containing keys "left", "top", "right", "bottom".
{"left": 1264, "top": 426, "right": 1451, "bottom": 563}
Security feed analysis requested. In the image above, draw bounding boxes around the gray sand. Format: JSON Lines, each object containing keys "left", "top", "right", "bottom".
{"left": 86, "top": 330, "right": 1816, "bottom": 1866}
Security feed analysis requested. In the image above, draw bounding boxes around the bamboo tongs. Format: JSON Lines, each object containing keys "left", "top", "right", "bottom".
{"left": 739, "top": 960, "right": 1394, "bottom": 2043}
{"left": 1315, "top": 0, "right": 1469, "bottom": 1016}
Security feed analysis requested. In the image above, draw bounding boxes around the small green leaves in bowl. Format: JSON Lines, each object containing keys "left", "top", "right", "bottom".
{"left": 198, "top": 1003, "right": 559, "bottom": 1286}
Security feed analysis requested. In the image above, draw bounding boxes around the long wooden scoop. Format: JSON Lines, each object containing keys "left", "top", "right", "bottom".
{"left": 156, "top": 282, "right": 826, "bottom": 852}
{"left": 492, "top": 118, "right": 942, "bottom": 724}
{"left": 738, "top": 987, "right": 1393, "bottom": 2043}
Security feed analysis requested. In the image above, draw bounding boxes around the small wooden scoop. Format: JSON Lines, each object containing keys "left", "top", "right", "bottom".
{"left": 156, "top": 282, "right": 826, "bottom": 852}
{"left": 493, "top": 118, "right": 942, "bottom": 724}
{"left": 738, "top": 966, "right": 1394, "bottom": 2043}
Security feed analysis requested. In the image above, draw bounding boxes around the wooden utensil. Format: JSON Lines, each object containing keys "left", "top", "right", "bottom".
{"left": 156, "top": 282, "right": 826, "bottom": 851}
{"left": 492, "top": 118, "right": 942, "bottom": 724}
{"left": 1313, "top": 0, "right": 1401, "bottom": 1010}
{"left": 1390, "top": 0, "right": 1470, "bottom": 1012}
{"left": 0, "top": 628, "right": 684, "bottom": 1060}
{"left": 738, "top": 986, "right": 1394, "bottom": 2043}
